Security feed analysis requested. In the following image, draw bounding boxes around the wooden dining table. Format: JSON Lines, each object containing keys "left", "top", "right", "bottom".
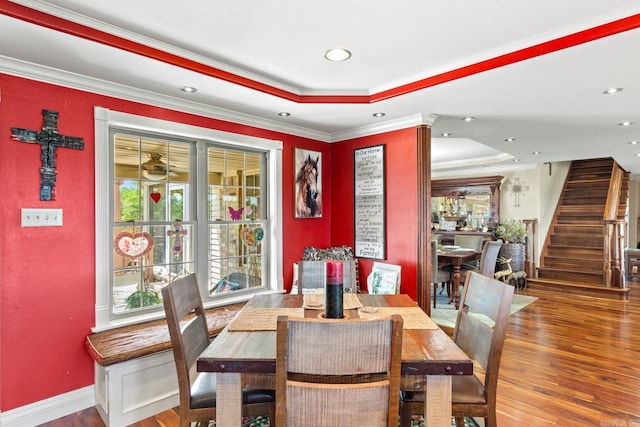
{"left": 197, "top": 293, "right": 473, "bottom": 427}
{"left": 438, "top": 249, "right": 480, "bottom": 309}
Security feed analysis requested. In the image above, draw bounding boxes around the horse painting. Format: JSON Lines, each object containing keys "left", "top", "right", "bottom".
{"left": 295, "top": 153, "right": 322, "bottom": 217}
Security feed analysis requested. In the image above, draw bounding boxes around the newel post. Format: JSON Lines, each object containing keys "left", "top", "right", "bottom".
{"left": 523, "top": 219, "right": 537, "bottom": 278}
{"left": 603, "top": 219, "right": 625, "bottom": 289}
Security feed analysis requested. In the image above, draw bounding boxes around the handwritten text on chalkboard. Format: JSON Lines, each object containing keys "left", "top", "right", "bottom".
{"left": 354, "top": 145, "right": 385, "bottom": 259}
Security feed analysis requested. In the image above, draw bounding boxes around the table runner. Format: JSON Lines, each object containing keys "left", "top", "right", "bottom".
{"left": 302, "top": 293, "right": 363, "bottom": 309}
{"left": 357, "top": 306, "right": 439, "bottom": 329}
{"left": 228, "top": 308, "right": 304, "bottom": 331}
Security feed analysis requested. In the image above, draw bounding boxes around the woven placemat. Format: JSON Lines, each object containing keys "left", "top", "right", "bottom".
{"left": 228, "top": 308, "right": 304, "bottom": 331}
{"left": 303, "top": 293, "right": 363, "bottom": 310}
{"left": 357, "top": 306, "right": 438, "bottom": 329}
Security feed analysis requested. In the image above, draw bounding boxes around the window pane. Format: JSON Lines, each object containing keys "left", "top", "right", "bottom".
{"left": 206, "top": 146, "right": 267, "bottom": 297}
{"left": 245, "top": 188, "right": 262, "bottom": 220}
{"left": 115, "top": 180, "right": 142, "bottom": 222}
{"left": 112, "top": 222, "right": 195, "bottom": 315}
{"left": 114, "top": 134, "right": 142, "bottom": 181}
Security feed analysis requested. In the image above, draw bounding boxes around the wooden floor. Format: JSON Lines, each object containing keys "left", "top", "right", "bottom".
{"left": 39, "top": 282, "right": 640, "bottom": 426}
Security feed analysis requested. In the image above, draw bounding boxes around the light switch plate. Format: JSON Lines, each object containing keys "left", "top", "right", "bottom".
{"left": 21, "top": 208, "right": 63, "bottom": 227}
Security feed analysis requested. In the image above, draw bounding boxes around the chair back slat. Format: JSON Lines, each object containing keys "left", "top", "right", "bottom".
{"left": 298, "top": 260, "right": 358, "bottom": 294}
{"left": 286, "top": 381, "right": 390, "bottom": 426}
{"left": 454, "top": 271, "right": 514, "bottom": 390}
{"left": 455, "top": 312, "right": 494, "bottom": 369}
{"left": 478, "top": 240, "right": 503, "bottom": 277}
{"left": 454, "top": 235, "right": 484, "bottom": 252}
{"left": 286, "top": 318, "right": 393, "bottom": 375}
{"left": 276, "top": 315, "right": 403, "bottom": 427}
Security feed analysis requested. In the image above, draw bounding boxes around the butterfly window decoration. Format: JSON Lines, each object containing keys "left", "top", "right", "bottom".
{"left": 228, "top": 206, "right": 244, "bottom": 221}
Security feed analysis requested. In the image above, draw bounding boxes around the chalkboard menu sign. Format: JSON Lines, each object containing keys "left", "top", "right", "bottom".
{"left": 354, "top": 145, "right": 386, "bottom": 259}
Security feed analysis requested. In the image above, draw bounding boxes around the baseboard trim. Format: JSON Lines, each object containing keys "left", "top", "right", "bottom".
{"left": 1, "top": 386, "right": 94, "bottom": 427}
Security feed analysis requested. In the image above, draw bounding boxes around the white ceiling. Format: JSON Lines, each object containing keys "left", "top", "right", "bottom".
{"left": 2, "top": 0, "right": 640, "bottom": 177}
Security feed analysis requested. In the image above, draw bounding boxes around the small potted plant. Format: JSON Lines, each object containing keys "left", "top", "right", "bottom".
{"left": 494, "top": 220, "right": 527, "bottom": 272}
{"left": 494, "top": 220, "right": 527, "bottom": 243}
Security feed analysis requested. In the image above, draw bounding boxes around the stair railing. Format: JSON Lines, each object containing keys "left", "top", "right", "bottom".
{"left": 603, "top": 163, "right": 625, "bottom": 289}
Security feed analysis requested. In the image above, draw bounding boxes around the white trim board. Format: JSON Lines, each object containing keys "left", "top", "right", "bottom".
{"left": 1, "top": 386, "right": 94, "bottom": 427}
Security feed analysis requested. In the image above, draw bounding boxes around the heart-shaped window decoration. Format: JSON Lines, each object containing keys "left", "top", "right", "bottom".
{"left": 114, "top": 231, "right": 154, "bottom": 259}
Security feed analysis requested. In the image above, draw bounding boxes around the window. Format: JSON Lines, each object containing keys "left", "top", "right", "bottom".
{"left": 95, "top": 107, "right": 283, "bottom": 330}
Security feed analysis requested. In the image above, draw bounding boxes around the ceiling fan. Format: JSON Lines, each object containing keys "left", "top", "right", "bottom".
{"left": 141, "top": 152, "right": 180, "bottom": 180}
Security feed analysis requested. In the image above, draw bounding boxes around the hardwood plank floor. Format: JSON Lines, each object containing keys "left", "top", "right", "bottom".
{"left": 38, "top": 283, "right": 640, "bottom": 426}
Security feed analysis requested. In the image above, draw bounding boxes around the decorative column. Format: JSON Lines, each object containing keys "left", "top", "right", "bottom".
{"left": 417, "top": 124, "right": 431, "bottom": 313}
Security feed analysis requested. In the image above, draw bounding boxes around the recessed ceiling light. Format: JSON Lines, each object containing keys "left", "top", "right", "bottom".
{"left": 532, "top": 151, "right": 541, "bottom": 155}
{"left": 512, "top": 158, "right": 521, "bottom": 162}
{"left": 619, "top": 121, "right": 634, "bottom": 126}
{"left": 463, "top": 117, "right": 476, "bottom": 122}
{"left": 278, "top": 112, "right": 291, "bottom": 117}
{"left": 636, "top": 153, "right": 640, "bottom": 157}
{"left": 505, "top": 138, "right": 516, "bottom": 142}
{"left": 603, "top": 88, "right": 623, "bottom": 94}
{"left": 179, "top": 86, "right": 197, "bottom": 93}
{"left": 373, "top": 112, "right": 385, "bottom": 118}
{"left": 629, "top": 140, "right": 639, "bottom": 145}
{"left": 324, "top": 48, "right": 351, "bottom": 62}
{"left": 440, "top": 132, "right": 451, "bottom": 137}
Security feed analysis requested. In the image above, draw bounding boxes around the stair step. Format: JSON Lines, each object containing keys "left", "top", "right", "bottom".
{"left": 526, "top": 278, "right": 629, "bottom": 300}
{"left": 549, "top": 235, "right": 603, "bottom": 246}
{"left": 537, "top": 267, "right": 603, "bottom": 285}
{"left": 552, "top": 224, "right": 603, "bottom": 234}
{"left": 541, "top": 257, "right": 602, "bottom": 272}
{"left": 545, "top": 246, "right": 602, "bottom": 257}
{"left": 564, "top": 179, "right": 610, "bottom": 188}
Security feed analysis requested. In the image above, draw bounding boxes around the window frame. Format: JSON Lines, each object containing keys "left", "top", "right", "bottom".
{"left": 94, "top": 107, "right": 283, "bottom": 331}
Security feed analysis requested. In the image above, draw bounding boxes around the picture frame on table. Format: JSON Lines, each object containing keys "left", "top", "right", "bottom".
{"left": 294, "top": 148, "right": 322, "bottom": 218}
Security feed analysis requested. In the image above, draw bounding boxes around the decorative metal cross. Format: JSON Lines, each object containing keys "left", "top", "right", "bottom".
{"left": 167, "top": 220, "right": 188, "bottom": 253}
{"left": 11, "top": 110, "right": 84, "bottom": 201}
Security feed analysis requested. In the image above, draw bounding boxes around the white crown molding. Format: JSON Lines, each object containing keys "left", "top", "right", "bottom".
{"left": 1, "top": 55, "right": 428, "bottom": 143}
{"left": 10, "top": 0, "right": 307, "bottom": 95}
{"left": 0, "top": 55, "right": 334, "bottom": 142}
{"left": 1, "top": 386, "right": 94, "bottom": 427}
{"left": 14, "top": 0, "right": 640, "bottom": 98}
{"left": 331, "top": 113, "right": 437, "bottom": 142}
{"left": 432, "top": 153, "right": 515, "bottom": 171}
{"left": 432, "top": 162, "right": 537, "bottom": 180}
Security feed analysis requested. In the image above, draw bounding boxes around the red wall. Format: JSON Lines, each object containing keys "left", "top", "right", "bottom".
{"left": 330, "top": 130, "right": 419, "bottom": 299}
{"left": 0, "top": 74, "right": 331, "bottom": 411}
{"left": 0, "top": 73, "right": 419, "bottom": 412}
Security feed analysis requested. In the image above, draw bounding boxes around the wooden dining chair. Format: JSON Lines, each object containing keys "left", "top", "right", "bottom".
{"left": 462, "top": 240, "right": 503, "bottom": 279}
{"left": 400, "top": 271, "right": 514, "bottom": 427}
{"left": 454, "top": 235, "right": 485, "bottom": 269}
{"left": 297, "top": 260, "right": 358, "bottom": 294}
{"left": 276, "top": 315, "right": 403, "bottom": 427}
{"left": 161, "top": 273, "right": 275, "bottom": 427}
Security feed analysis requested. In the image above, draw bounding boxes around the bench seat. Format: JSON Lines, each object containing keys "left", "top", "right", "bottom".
{"left": 85, "top": 302, "right": 246, "bottom": 427}
{"left": 85, "top": 302, "right": 246, "bottom": 366}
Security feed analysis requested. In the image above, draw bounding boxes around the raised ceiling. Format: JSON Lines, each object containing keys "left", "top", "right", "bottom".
{"left": 1, "top": 1, "right": 640, "bottom": 176}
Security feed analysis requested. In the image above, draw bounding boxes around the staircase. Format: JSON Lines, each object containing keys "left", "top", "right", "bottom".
{"left": 529, "top": 158, "right": 630, "bottom": 299}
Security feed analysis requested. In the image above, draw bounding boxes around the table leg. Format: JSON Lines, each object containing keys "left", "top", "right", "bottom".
{"left": 448, "top": 266, "right": 462, "bottom": 309}
{"left": 216, "top": 372, "right": 242, "bottom": 426}
{"left": 425, "top": 375, "right": 452, "bottom": 427}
